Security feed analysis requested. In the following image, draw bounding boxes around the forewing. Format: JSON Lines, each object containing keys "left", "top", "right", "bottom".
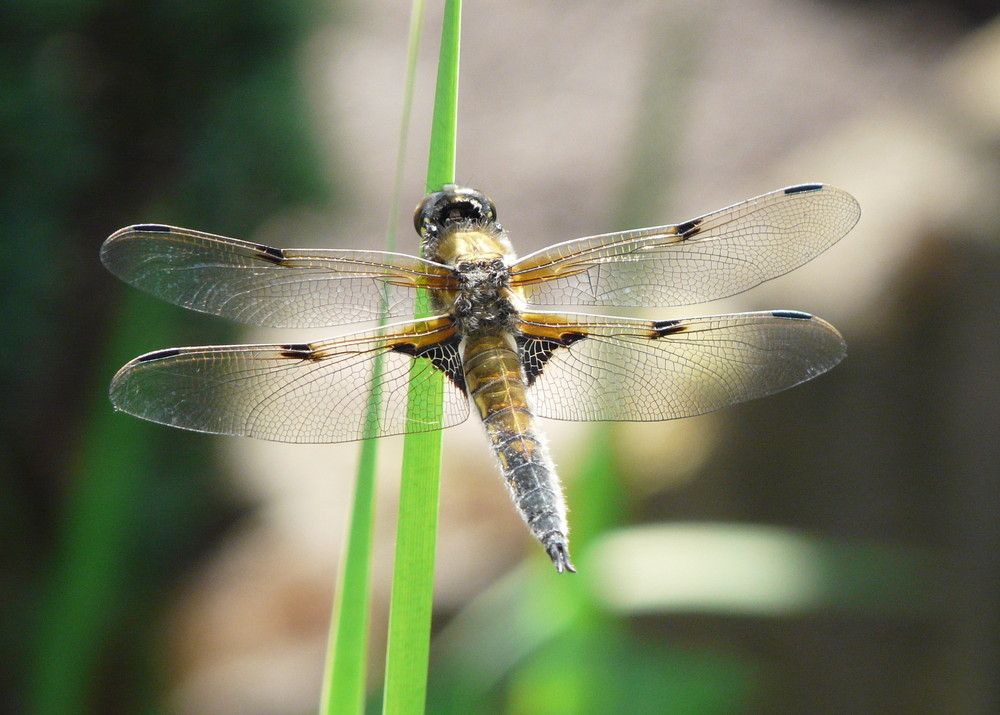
{"left": 518, "top": 310, "right": 845, "bottom": 421}
{"left": 109, "top": 317, "right": 469, "bottom": 443}
{"left": 511, "top": 184, "right": 859, "bottom": 308}
{"left": 101, "top": 224, "right": 454, "bottom": 327}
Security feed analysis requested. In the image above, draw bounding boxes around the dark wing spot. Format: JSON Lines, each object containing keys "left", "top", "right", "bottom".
{"left": 135, "top": 347, "right": 182, "bottom": 363}
{"left": 784, "top": 183, "right": 823, "bottom": 195}
{"left": 771, "top": 310, "right": 812, "bottom": 320}
{"left": 392, "top": 334, "right": 466, "bottom": 393}
{"left": 132, "top": 224, "right": 172, "bottom": 232}
{"left": 675, "top": 218, "right": 703, "bottom": 238}
{"left": 652, "top": 319, "right": 688, "bottom": 337}
{"left": 255, "top": 244, "right": 286, "bottom": 265}
{"left": 518, "top": 332, "right": 586, "bottom": 387}
{"left": 390, "top": 342, "right": 417, "bottom": 357}
{"left": 279, "top": 343, "right": 316, "bottom": 359}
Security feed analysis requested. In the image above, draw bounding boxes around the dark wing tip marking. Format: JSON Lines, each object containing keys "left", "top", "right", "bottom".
{"left": 279, "top": 343, "right": 317, "bottom": 359}
{"left": 675, "top": 217, "right": 703, "bottom": 238}
{"left": 770, "top": 310, "right": 813, "bottom": 320}
{"left": 131, "top": 224, "right": 172, "bottom": 232}
{"left": 254, "top": 244, "right": 286, "bottom": 265}
{"left": 783, "top": 183, "right": 824, "bottom": 195}
{"left": 134, "top": 347, "right": 183, "bottom": 363}
{"left": 653, "top": 319, "right": 689, "bottom": 336}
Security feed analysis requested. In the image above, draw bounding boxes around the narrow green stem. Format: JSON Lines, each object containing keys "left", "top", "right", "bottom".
{"left": 319, "top": 439, "right": 378, "bottom": 715}
{"left": 319, "top": 2, "right": 429, "bottom": 712}
{"left": 382, "top": 1, "right": 461, "bottom": 713}
{"left": 424, "top": 0, "right": 460, "bottom": 192}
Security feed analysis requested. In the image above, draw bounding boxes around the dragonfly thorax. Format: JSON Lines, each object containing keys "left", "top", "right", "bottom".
{"left": 416, "top": 187, "right": 521, "bottom": 335}
{"left": 104, "top": 180, "right": 858, "bottom": 575}
{"left": 449, "top": 255, "right": 519, "bottom": 335}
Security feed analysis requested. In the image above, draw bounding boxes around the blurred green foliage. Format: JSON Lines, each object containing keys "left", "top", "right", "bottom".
{"left": 0, "top": 0, "right": 331, "bottom": 712}
{"left": 3, "top": 1, "right": 996, "bottom": 713}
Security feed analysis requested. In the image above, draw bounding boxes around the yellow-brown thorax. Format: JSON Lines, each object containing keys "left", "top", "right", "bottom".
{"left": 413, "top": 185, "right": 572, "bottom": 571}
{"left": 431, "top": 227, "right": 536, "bottom": 447}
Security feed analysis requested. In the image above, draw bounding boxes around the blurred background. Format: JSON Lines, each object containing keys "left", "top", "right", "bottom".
{"left": 3, "top": 0, "right": 1000, "bottom": 712}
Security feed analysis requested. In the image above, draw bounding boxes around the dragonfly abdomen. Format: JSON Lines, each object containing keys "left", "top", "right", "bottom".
{"left": 463, "top": 333, "right": 575, "bottom": 573}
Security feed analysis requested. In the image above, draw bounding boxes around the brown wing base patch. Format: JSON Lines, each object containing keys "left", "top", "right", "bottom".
{"left": 516, "top": 315, "right": 590, "bottom": 387}
{"left": 390, "top": 330, "right": 466, "bottom": 393}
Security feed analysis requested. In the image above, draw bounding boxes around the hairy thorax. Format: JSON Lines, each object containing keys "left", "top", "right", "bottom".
{"left": 430, "top": 224, "right": 523, "bottom": 336}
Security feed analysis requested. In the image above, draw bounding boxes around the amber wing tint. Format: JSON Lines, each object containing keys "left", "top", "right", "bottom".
{"left": 109, "top": 317, "right": 469, "bottom": 443}
{"left": 517, "top": 310, "right": 846, "bottom": 422}
{"left": 101, "top": 225, "right": 455, "bottom": 328}
{"left": 510, "top": 184, "right": 859, "bottom": 309}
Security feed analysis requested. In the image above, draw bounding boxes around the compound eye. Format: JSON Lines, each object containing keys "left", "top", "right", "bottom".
{"left": 413, "top": 186, "right": 496, "bottom": 236}
{"left": 414, "top": 190, "right": 445, "bottom": 234}
{"left": 457, "top": 190, "right": 495, "bottom": 224}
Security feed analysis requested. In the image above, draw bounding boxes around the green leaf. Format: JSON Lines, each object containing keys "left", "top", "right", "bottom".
{"left": 382, "top": 1, "right": 461, "bottom": 713}
{"left": 318, "top": 2, "right": 430, "bottom": 713}
{"left": 318, "top": 431, "right": 379, "bottom": 715}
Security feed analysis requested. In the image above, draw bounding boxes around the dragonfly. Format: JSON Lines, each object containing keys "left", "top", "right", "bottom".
{"left": 101, "top": 183, "right": 860, "bottom": 573}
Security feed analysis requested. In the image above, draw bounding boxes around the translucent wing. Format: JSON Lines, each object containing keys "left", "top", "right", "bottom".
{"left": 517, "top": 310, "right": 845, "bottom": 421}
{"left": 100, "top": 224, "right": 455, "bottom": 328}
{"left": 109, "top": 317, "right": 469, "bottom": 443}
{"left": 511, "top": 184, "right": 860, "bottom": 308}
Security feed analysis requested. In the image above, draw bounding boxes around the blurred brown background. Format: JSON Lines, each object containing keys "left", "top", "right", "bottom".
{"left": 3, "top": 0, "right": 1000, "bottom": 712}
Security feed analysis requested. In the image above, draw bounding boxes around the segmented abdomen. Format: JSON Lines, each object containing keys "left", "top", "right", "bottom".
{"left": 463, "top": 333, "right": 574, "bottom": 571}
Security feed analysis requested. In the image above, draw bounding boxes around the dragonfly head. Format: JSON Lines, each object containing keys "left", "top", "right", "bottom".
{"left": 414, "top": 185, "right": 498, "bottom": 250}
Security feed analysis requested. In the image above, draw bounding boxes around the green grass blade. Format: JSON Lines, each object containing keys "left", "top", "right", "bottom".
{"left": 387, "top": 0, "right": 428, "bottom": 253}
{"left": 423, "top": 0, "right": 460, "bottom": 192}
{"left": 318, "top": 2, "right": 428, "bottom": 713}
{"left": 380, "top": 422, "right": 445, "bottom": 715}
{"left": 382, "top": 0, "right": 461, "bottom": 712}
{"left": 318, "top": 410, "right": 380, "bottom": 715}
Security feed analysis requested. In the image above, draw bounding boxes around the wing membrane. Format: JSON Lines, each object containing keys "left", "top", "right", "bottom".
{"left": 100, "top": 225, "right": 454, "bottom": 328}
{"left": 518, "top": 310, "right": 845, "bottom": 422}
{"left": 110, "top": 317, "right": 469, "bottom": 443}
{"left": 511, "top": 184, "right": 859, "bottom": 308}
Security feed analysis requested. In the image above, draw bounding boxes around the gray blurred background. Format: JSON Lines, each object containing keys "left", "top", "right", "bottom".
{"left": 3, "top": 0, "right": 1000, "bottom": 712}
